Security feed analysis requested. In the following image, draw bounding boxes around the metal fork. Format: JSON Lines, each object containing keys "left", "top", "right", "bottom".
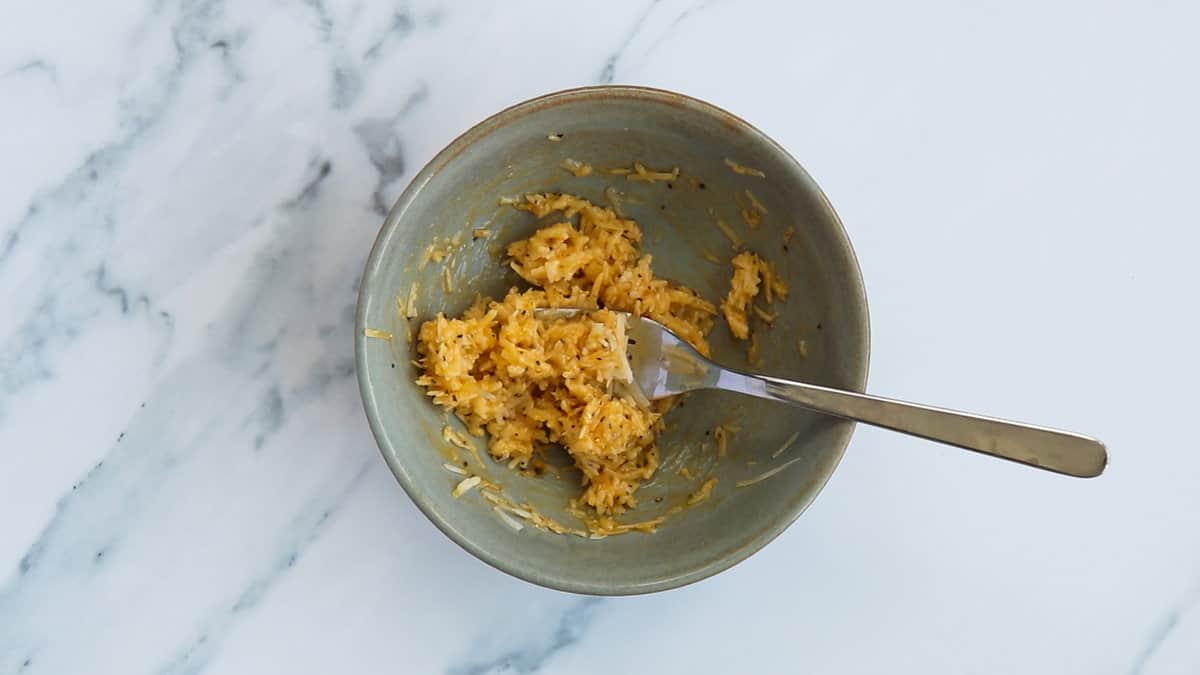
{"left": 537, "top": 308, "right": 1107, "bottom": 478}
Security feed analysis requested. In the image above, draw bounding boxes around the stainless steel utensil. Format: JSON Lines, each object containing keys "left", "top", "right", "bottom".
{"left": 538, "top": 308, "right": 1108, "bottom": 478}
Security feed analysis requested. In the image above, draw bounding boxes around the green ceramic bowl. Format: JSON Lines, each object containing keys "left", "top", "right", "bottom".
{"left": 356, "top": 86, "right": 869, "bottom": 595}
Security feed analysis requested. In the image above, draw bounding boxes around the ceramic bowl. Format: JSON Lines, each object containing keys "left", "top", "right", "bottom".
{"left": 356, "top": 86, "right": 869, "bottom": 595}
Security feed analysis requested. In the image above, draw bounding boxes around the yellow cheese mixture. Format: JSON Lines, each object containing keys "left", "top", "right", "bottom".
{"left": 416, "top": 193, "right": 716, "bottom": 515}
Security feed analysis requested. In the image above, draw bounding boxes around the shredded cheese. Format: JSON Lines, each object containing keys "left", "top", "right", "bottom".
{"left": 782, "top": 226, "right": 796, "bottom": 250}
{"left": 736, "top": 455, "right": 806, "bottom": 487}
{"left": 736, "top": 189, "right": 769, "bottom": 228}
{"left": 442, "top": 425, "right": 484, "bottom": 465}
{"left": 724, "top": 158, "right": 766, "bottom": 177}
{"left": 752, "top": 304, "right": 777, "bottom": 325}
{"left": 721, "top": 252, "right": 763, "bottom": 340}
{"left": 452, "top": 475, "right": 482, "bottom": 498}
{"left": 418, "top": 237, "right": 459, "bottom": 270}
{"left": 492, "top": 505, "right": 526, "bottom": 531}
{"left": 687, "top": 477, "right": 717, "bottom": 505}
{"left": 771, "top": 431, "right": 801, "bottom": 459}
{"left": 560, "top": 158, "right": 593, "bottom": 177}
{"left": 745, "top": 190, "right": 768, "bottom": 215}
{"left": 714, "top": 214, "right": 741, "bottom": 248}
{"left": 405, "top": 283, "right": 419, "bottom": 319}
{"left": 623, "top": 161, "right": 679, "bottom": 183}
{"left": 747, "top": 332, "right": 762, "bottom": 367}
{"left": 713, "top": 423, "right": 739, "bottom": 458}
{"left": 721, "top": 251, "right": 789, "bottom": 340}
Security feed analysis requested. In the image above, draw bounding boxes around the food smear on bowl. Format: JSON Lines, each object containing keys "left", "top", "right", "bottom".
{"left": 414, "top": 193, "right": 718, "bottom": 527}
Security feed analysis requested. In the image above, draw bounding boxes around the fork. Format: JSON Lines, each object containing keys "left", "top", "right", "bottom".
{"left": 536, "top": 308, "right": 1107, "bottom": 478}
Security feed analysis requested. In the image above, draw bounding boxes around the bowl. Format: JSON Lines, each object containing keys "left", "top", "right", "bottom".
{"left": 355, "top": 86, "right": 869, "bottom": 595}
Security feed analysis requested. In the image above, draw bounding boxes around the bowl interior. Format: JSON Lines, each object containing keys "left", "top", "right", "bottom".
{"left": 357, "top": 87, "right": 869, "bottom": 594}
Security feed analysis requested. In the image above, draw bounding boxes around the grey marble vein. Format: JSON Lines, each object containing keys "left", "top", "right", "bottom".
{"left": 155, "top": 460, "right": 372, "bottom": 675}
{"left": 1, "top": 142, "right": 365, "bottom": 672}
{"left": 301, "top": 0, "right": 335, "bottom": 40}
{"left": 206, "top": 31, "right": 249, "bottom": 98}
{"left": 247, "top": 385, "right": 284, "bottom": 450}
{"left": 284, "top": 158, "right": 334, "bottom": 210}
{"left": 447, "top": 599, "right": 604, "bottom": 675}
{"left": 354, "top": 83, "right": 429, "bottom": 215}
{"left": 1128, "top": 577, "right": 1200, "bottom": 674}
{"left": 4, "top": 59, "right": 58, "bottom": 83}
{"left": 299, "top": 0, "right": 365, "bottom": 109}
{"left": 597, "top": 0, "right": 723, "bottom": 84}
{"left": 301, "top": 0, "right": 427, "bottom": 110}
{"left": 362, "top": 11, "right": 415, "bottom": 64}
{"left": 0, "top": 0, "right": 235, "bottom": 417}
{"left": 9, "top": 367, "right": 226, "bottom": 584}
{"left": 0, "top": 257, "right": 175, "bottom": 419}
{"left": 640, "top": 0, "right": 719, "bottom": 61}
{"left": 597, "top": 0, "right": 662, "bottom": 84}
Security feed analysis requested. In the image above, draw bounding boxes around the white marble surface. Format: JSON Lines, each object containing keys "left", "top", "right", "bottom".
{"left": 2, "top": 1, "right": 1199, "bottom": 673}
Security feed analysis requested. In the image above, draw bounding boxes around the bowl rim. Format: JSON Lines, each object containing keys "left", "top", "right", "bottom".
{"left": 355, "top": 85, "right": 871, "bottom": 595}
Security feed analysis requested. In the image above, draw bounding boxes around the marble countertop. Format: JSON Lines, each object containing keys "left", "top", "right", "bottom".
{"left": 3, "top": 1, "right": 1199, "bottom": 673}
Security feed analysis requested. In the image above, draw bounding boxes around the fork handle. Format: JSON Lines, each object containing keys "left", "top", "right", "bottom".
{"left": 715, "top": 370, "right": 1107, "bottom": 477}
